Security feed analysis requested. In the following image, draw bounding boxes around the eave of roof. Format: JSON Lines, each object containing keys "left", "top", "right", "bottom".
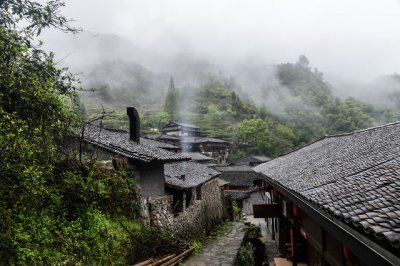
{"left": 164, "top": 161, "right": 220, "bottom": 189}
{"left": 83, "top": 124, "right": 190, "bottom": 163}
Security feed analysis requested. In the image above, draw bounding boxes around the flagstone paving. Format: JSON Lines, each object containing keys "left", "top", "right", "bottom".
{"left": 183, "top": 222, "right": 245, "bottom": 266}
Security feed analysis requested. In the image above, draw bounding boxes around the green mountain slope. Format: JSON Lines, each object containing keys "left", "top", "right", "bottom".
{"left": 79, "top": 56, "right": 399, "bottom": 157}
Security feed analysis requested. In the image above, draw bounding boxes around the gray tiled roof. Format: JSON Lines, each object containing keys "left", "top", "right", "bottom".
{"left": 163, "top": 121, "right": 200, "bottom": 129}
{"left": 83, "top": 124, "right": 190, "bottom": 163}
{"left": 194, "top": 137, "right": 228, "bottom": 144}
{"left": 182, "top": 152, "right": 213, "bottom": 161}
{"left": 224, "top": 187, "right": 259, "bottom": 200}
{"left": 174, "top": 122, "right": 199, "bottom": 128}
{"left": 164, "top": 161, "right": 220, "bottom": 189}
{"left": 231, "top": 155, "right": 271, "bottom": 165}
{"left": 254, "top": 122, "right": 400, "bottom": 248}
{"left": 143, "top": 133, "right": 180, "bottom": 142}
{"left": 180, "top": 136, "right": 228, "bottom": 144}
{"left": 215, "top": 165, "right": 254, "bottom": 172}
{"left": 140, "top": 137, "right": 179, "bottom": 150}
{"left": 216, "top": 165, "right": 263, "bottom": 187}
{"left": 224, "top": 190, "right": 250, "bottom": 200}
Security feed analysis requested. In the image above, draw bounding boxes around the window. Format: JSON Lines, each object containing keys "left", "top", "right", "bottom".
{"left": 253, "top": 179, "right": 263, "bottom": 187}
{"left": 196, "top": 186, "right": 202, "bottom": 200}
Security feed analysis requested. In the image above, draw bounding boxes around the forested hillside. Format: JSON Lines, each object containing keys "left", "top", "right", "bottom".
{"left": 273, "top": 56, "right": 398, "bottom": 145}
{"left": 79, "top": 55, "right": 398, "bottom": 159}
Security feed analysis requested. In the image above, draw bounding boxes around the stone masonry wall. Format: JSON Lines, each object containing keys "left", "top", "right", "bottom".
{"left": 148, "top": 178, "right": 224, "bottom": 238}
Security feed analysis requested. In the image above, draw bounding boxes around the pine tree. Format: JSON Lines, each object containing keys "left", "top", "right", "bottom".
{"left": 164, "top": 76, "right": 179, "bottom": 121}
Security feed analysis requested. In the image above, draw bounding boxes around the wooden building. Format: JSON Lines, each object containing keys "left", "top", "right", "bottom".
{"left": 253, "top": 123, "right": 400, "bottom": 266}
{"left": 217, "top": 165, "right": 266, "bottom": 216}
{"left": 160, "top": 121, "right": 230, "bottom": 165}
{"left": 162, "top": 121, "right": 201, "bottom": 137}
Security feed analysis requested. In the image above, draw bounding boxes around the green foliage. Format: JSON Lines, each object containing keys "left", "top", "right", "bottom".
{"left": 178, "top": 80, "right": 260, "bottom": 138}
{"left": 237, "top": 119, "right": 270, "bottom": 154}
{"left": 235, "top": 243, "right": 255, "bottom": 266}
{"left": 190, "top": 241, "right": 203, "bottom": 255}
{"left": 202, "top": 221, "right": 234, "bottom": 242}
{"left": 227, "top": 150, "right": 247, "bottom": 163}
{"left": 232, "top": 200, "right": 241, "bottom": 216}
{"left": 276, "top": 55, "right": 399, "bottom": 145}
{"left": 268, "top": 122, "right": 296, "bottom": 156}
{"left": 235, "top": 225, "right": 265, "bottom": 266}
{"left": 82, "top": 55, "right": 399, "bottom": 160}
{"left": 0, "top": 1, "right": 167, "bottom": 264}
{"left": 235, "top": 119, "right": 296, "bottom": 156}
{"left": 164, "top": 77, "right": 179, "bottom": 121}
{"left": 215, "top": 221, "right": 234, "bottom": 238}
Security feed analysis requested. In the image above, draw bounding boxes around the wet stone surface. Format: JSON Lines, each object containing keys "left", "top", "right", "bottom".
{"left": 183, "top": 222, "right": 245, "bottom": 266}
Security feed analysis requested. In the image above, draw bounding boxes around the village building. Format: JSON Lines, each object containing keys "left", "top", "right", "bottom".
{"left": 149, "top": 161, "right": 224, "bottom": 237}
{"left": 253, "top": 122, "right": 400, "bottom": 266}
{"left": 80, "top": 107, "right": 224, "bottom": 237}
{"left": 82, "top": 125, "right": 188, "bottom": 199}
{"left": 141, "top": 136, "right": 216, "bottom": 165}
{"left": 162, "top": 121, "right": 202, "bottom": 137}
{"left": 180, "top": 136, "right": 229, "bottom": 152}
{"left": 181, "top": 152, "right": 214, "bottom": 165}
{"left": 231, "top": 154, "right": 271, "bottom": 166}
{"left": 216, "top": 164, "right": 267, "bottom": 216}
{"left": 161, "top": 121, "right": 230, "bottom": 164}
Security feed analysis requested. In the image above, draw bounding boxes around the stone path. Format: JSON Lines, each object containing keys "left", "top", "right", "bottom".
{"left": 183, "top": 222, "right": 245, "bottom": 266}
{"left": 245, "top": 215, "right": 279, "bottom": 266}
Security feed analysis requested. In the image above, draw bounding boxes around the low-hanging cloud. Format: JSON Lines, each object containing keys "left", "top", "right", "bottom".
{"left": 41, "top": 0, "right": 400, "bottom": 80}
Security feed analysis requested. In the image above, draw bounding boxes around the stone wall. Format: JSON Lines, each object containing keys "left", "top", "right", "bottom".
{"left": 148, "top": 178, "right": 224, "bottom": 238}
{"left": 135, "top": 162, "right": 165, "bottom": 198}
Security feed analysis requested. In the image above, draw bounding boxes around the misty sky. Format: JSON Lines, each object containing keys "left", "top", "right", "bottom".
{"left": 42, "top": 0, "right": 400, "bottom": 81}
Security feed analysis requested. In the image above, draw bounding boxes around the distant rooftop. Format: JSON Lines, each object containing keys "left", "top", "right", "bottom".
{"left": 216, "top": 165, "right": 263, "bottom": 187}
{"left": 224, "top": 187, "right": 259, "bottom": 200}
{"left": 215, "top": 165, "right": 254, "bottom": 172}
{"left": 181, "top": 152, "right": 213, "bottom": 162}
{"left": 143, "top": 133, "right": 180, "bottom": 141}
{"left": 162, "top": 121, "right": 200, "bottom": 130}
{"left": 164, "top": 161, "right": 220, "bottom": 189}
{"left": 224, "top": 190, "right": 250, "bottom": 200}
{"left": 231, "top": 155, "right": 271, "bottom": 166}
{"left": 180, "top": 136, "right": 228, "bottom": 144}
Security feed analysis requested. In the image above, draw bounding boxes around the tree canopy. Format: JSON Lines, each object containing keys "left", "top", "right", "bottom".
{"left": 0, "top": 1, "right": 162, "bottom": 264}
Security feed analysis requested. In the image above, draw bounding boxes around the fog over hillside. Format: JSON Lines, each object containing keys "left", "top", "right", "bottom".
{"left": 43, "top": 31, "right": 400, "bottom": 115}
{"left": 38, "top": 0, "right": 400, "bottom": 115}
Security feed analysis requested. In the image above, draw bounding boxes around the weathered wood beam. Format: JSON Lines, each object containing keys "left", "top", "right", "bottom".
{"left": 253, "top": 204, "right": 282, "bottom": 218}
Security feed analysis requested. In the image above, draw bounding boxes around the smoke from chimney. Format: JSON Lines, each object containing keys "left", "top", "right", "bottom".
{"left": 127, "top": 106, "right": 140, "bottom": 143}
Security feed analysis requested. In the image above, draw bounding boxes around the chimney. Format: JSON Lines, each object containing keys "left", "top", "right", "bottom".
{"left": 127, "top": 107, "right": 140, "bottom": 143}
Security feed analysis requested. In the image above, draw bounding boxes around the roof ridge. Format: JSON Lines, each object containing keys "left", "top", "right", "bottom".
{"left": 257, "top": 121, "right": 400, "bottom": 164}
{"left": 262, "top": 135, "right": 327, "bottom": 161}
{"left": 324, "top": 121, "right": 400, "bottom": 138}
